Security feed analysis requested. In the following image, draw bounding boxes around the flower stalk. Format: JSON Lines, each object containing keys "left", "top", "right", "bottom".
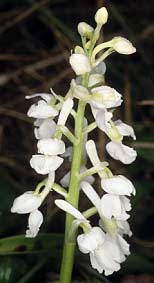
{"left": 59, "top": 75, "right": 88, "bottom": 283}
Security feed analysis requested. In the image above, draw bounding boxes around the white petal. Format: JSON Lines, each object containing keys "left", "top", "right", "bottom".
{"left": 37, "top": 139, "right": 65, "bottom": 155}
{"left": 90, "top": 252, "right": 105, "bottom": 273}
{"left": 57, "top": 98, "right": 74, "bottom": 126}
{"left": 27, "top": 100, "right": 58, "bottom": 119}
{"left": 60, "top": 171, "right": 70, "bottom": 188}
{"left": 92, "top": 61, "right": 106, "bottom": 75}
{"left": 77, "top": 227, "right": 105, "bottom": 254}
{"left": 100, "top": 194, "right": 123, "bottom": 219}
{"left": 69, "top": 54, "right": 91, "bottom": 75}
{"left": 34, "top": 119, "right": 56, "bottom": 140}
{"left": 101, "top": 175, "right": 135, "bottom": 196}
{"left": 104, "top": 234, "right": 126, "bottom": 263}
{"left": 94, "top": 245, "right": 121, "bottom": 275}
{"left": 30, "top": 155, "right": 63, "bottom": 175}
{"left": 120, "top": 196, "right": 131, "bottom": 211}
{"left": 86, "top": 140, "right": 100, "bottom": 166}
{"left": 96, "top": 109, "right": 112, "bottom": 133}
{"left": 55, "top": 200, "right": 85, "bottom": 220}
{"left": 81, "top": 181, "right": 100, "bottom": 211}
{"left": 88, "top": 74, "right": 104, "bottom": 88}
{"left": 115, "top": 120, "right": 136, "bottom": 140}
{"left": 116, "top": 234, "right": 130, "bottom": 256}
{"left": 106, "top": 141, "right": 137, "bottom": 164}
{"left": 11, "top": 191, "right": 41, "bottom": 214}
{"left": 45, "top": 171, "right": 55, "bottom": 189}
{"left": 113, "top": 37, "right": 136, "bottom": 55}
{"left": 26, "top": 210, "right": 43, "bottom": 238}
{"left": 61, "top": 146, "right": 72, "bottom": 162}
{"left": 117, "top": 220, "right": 132, "bottom": 237}
{"left": 91, "top": 86, "right": 122, "bottom": 109}
{"left": 25, "top": 93, "right": 53, "bottom": 103}
{"left": 34, "top": 119, "right": 43, "bottom": 127}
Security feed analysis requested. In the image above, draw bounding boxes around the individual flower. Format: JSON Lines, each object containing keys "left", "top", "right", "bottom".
{"left": 34, "top": 118, "right": 56, "bottom": 140}
{"left": 11, "top": 172, "right": 55, "bottom": 237}
{"left": 91, "top": 86, "right": 122, "bottom": 110}
{"left": 69, "top": 53, "right": 91, "bottom": 75}
{"left": 30, "top": 155, "right": 64, "bottom": 175}
{"left": 81, "top": 181, "right": 132, "bottom": 221}
{"left": 26, "top": 93, "right": 58, "bottom": 119}
{"left": 106, "top": 141, "right": 137, "bottom": 164}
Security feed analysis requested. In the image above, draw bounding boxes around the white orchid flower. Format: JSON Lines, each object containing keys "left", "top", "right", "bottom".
{"left": 106, "top": 141, "right": 137, "bottom": 164}
{"left": 34, "top": 118, "right": 56, "bottom": 140}
{"left": 11, "top": 191, "right": 42, "bottom": 214}
{"left": 81, "top": 181, "right": 131, "bottom": 221}
{"left": 60, "top": 165, "right": 95, "bottom": 188}
{"left": 69, "top": 54, "right": 91, "bottom": 75}
{"left": 37, "top": 138, "right": 65, "bottom": 156}
{"left": 26, "top": 209, "right": 43, "bottom": 238}
{"left": 26, "top": 93, "right": 58, "bottom": 119}
{"left": 78, "top": 226, "right": 129, "bottom": 275}
{"left": 91, "top": 86, "right": 122, "bottom": 110}
{"left": 30, "top": 154, "right": 64, "bottom": 175}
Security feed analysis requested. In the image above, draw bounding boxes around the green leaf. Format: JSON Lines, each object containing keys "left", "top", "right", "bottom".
{"left": 0, "top": 257, "right": 27, "bottom": 283}
{"left": 0, "top": 233, "right": 63, "bottom": 255}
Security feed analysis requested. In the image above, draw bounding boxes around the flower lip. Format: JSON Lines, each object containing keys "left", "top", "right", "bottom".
{"left": 26, "top": 209, "right": 43, "bottom": 238}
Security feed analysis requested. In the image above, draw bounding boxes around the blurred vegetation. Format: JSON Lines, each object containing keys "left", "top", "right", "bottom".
{"left": 0, "top": 0, "right": 154, "bottom": 282}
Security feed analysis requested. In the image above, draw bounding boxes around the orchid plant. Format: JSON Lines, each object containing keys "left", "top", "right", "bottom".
{"left": 11, "top": 7, "right": 137, "bottom": 283}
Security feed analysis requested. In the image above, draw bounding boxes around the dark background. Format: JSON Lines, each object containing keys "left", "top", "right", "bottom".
{"left": 0, "top": 0, "right": 154, "bottom": 282}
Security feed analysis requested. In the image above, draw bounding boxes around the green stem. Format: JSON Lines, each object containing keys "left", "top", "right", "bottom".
{"left": 59, "top": 75, "right": 88, "bottom": 283}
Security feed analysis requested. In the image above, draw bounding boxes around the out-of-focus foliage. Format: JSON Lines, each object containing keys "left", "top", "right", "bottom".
{"left": 0, "top": 0, "right": 154, "bottom": 282}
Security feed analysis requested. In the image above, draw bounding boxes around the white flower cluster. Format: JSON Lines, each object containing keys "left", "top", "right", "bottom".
{"left": 11, "top": 6, "right": 137, "bottom": 277}
{"left": 11, "top": 93, "right": 73, "bottom": 237}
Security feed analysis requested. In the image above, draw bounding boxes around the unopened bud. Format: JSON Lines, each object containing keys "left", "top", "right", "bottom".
{"left": 69, "top": 54, "right": 91, "bottom": 75}
{"left": 78, "top": 22, "right": 94, "bottom": 38}
{"left": 113, "top": 37, "right": 136, "bottom": 55}
{"left": 95, "top": 7, "right": 108, "bottom": 25}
